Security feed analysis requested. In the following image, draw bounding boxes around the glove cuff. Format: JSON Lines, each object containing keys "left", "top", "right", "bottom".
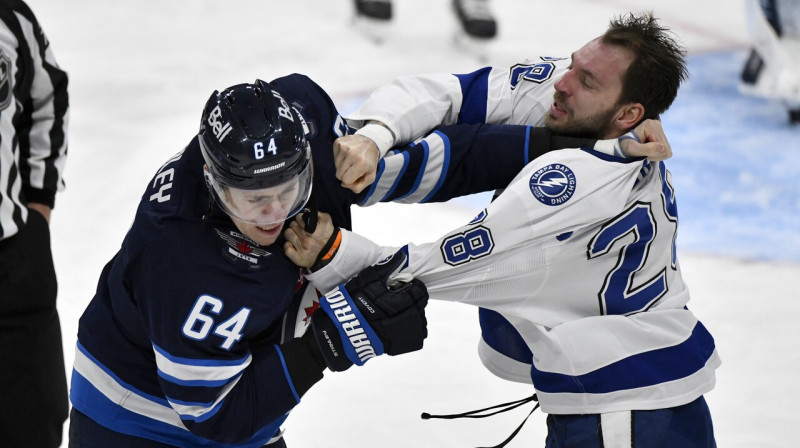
{"left": 309, "top": 311, "right": 354, "bottom": 372}
{"left": 279, "top": 335, "right": 326, "bottom": 396}
{"left": 318, "top": 286, "right": 385, "bottom": 364}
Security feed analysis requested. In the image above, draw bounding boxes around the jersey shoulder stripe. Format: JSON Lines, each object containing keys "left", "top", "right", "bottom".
{"left": 455, "top": 67, "right": 492, "bottom": 124}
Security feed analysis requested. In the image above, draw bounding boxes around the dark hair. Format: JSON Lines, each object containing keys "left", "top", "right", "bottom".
{"left": 601, "top": 12, "right": 688, "bottom": 120}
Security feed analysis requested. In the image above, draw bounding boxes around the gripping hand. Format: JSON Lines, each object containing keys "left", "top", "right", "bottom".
{"left": 309, "top": 252, "right": 429, "bottom": 371}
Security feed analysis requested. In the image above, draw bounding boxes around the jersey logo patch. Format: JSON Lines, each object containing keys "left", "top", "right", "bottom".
{"left": 529, "top": 164, "right": 577, "bottom": 206}
{"left": 0, "top": 50, "right": 12, "bottom": 111}
{"left": 215, "top": 228, "right": 271, "bottom": 266}
{"left": 290, "top": 100, "right": 319, "bottom": 139}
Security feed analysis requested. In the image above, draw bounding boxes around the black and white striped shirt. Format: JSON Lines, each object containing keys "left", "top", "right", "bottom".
{"left": 0, "top": 0, "right": 68, "bottom": 240}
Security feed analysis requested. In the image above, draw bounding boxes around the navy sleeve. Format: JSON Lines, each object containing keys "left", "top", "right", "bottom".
{"left": 357, "top": 123, "right": 597, "bottom": 206}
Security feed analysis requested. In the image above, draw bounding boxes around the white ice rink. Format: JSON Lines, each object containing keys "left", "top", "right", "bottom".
{"left": 23, "top": 0, "right": 800, "bottom": 446}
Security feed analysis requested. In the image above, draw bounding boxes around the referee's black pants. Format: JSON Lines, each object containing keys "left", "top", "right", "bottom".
{"left": 0, "top": 209, "right": 69, "bottom": 448}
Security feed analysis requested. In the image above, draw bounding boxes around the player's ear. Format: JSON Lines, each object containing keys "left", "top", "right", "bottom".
{"left": 613, "top": 103, "right": 645, "bottom": 133}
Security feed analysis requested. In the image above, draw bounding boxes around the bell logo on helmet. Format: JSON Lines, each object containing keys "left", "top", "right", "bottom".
{"left": 270, "top": 90, "right": 295, "bottom": 123}
{"left": 207, "top": 105, "right": 233, "bottom": 142}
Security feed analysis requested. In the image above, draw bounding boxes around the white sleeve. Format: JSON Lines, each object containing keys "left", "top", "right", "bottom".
{"left": 303, "top": 229, "right": 398, "bottom": 292}
{"left": 345, "top": 59, "right": 568, "bottom": 155}
{"left": 345, "top": 73, "right": 464, "bottom": 152}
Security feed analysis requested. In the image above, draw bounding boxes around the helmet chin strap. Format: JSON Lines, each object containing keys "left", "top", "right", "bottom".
{"left": 275, "top": 190, "right": 316, "bottom": 249}
{"left": 301, "top": 191, "right": 318, "bottom": 234}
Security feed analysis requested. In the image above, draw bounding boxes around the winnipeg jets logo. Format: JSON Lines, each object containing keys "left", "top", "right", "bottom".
{"left": 529, "top": 164, "right": 576, "bottom": 206}
{"left": 215, "top": 228, "right": 270, "bottom": 265}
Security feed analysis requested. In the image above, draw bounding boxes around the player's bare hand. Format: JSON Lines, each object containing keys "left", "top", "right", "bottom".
{"left": 620, "top": 119, "right": 673, "bottom": 161}
{"left": 334, "top": 135, "right": 380, "bottom": 193}
{"left": 284, "top": 212, "right": 335, "bottom": 268}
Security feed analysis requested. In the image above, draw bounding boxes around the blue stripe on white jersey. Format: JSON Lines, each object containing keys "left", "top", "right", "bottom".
{"left": 455, "top": 67, "right": 492, "bottom": 124}
{"left": 530, "top": 321, "right": 715, "bottom": 394}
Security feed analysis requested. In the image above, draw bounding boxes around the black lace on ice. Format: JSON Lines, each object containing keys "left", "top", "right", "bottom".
{"left": 421, "top": 394, "right": 539, "bottom": 448}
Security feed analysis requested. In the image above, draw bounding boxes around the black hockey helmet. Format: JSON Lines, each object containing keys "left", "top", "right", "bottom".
{"left": 199, "top": 80, "right": 313, "bottom": 226}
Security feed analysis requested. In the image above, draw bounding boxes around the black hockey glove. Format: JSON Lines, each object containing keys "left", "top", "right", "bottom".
{"left": 309, "top": 251, "right": 429, "bottom": 372}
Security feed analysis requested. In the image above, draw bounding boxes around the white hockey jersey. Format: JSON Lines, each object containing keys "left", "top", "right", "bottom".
{"left": 307, "top": 144, "right": 720, "bottom": 415}
{"left": 345, "top": 58, "right": 579, "bottom": 385}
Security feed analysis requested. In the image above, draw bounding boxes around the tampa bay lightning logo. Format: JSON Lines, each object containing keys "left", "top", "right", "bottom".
{"left": 529, "top": 164, "right": 576, "bottom": 206}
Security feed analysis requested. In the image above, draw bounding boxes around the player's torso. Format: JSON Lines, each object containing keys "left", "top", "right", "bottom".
{"left": 78, "top": 142, "right": 304, "bottom": 392}
{"left": 528, "top": 161, "right": 686, "bottom": 324}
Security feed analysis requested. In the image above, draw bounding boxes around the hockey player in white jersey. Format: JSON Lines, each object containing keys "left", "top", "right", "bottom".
{"left": 291, "top": 13, "right": 718, "bottom": 447}
{"left": 333, "top": 19, "right": 671, "bottom": 193}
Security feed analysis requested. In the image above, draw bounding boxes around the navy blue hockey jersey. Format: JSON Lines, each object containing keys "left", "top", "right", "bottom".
{"left": 70, "top": 74, "right": 364, "bottom": 447}
{"left": 69, "top": 75, "right": 569, "bottom": 446}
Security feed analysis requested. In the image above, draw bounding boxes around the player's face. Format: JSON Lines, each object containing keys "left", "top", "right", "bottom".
{"left": 546, "top": 38, "right": 633, "bottom": 139}
{"left": 231, "top": 218, "right": 284, "bottom": 247}
{"left": 225, "top": 180, "right": 301, "bottom": 246}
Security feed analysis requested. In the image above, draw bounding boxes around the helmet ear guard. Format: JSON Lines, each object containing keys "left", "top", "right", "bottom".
{"left": 199, "top": 80, "right": 314, "bottom": 226}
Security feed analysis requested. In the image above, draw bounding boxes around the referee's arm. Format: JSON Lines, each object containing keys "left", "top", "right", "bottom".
{"left": 15, "top": 3, "right": 69, "bottom": 224}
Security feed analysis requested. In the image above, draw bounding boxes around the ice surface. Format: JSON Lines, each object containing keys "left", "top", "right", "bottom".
{"left": 24, "top": 0, "right": 798, "bottom": 446}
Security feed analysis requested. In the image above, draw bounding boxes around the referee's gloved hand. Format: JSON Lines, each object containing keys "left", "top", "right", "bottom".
{"left": 308, "top": 251, "right": 429, "bottom": 371}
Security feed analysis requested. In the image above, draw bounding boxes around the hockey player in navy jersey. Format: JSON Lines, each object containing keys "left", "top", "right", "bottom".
{"left": 66, "top": 71, "right": 642, "bottom": 447}
{"left": 66, "top": 76, "right": 438, "bottom": 448}
{"left": 296, "top": 13, "right": 719, "bottom": 448}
